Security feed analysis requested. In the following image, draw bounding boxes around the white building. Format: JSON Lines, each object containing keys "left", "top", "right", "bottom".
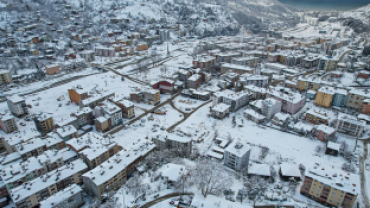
{"left": 240, "top": 74, "right": 269, "bottom": 87}
{"left": 39, "top": 184, "right": 84, "bottom": 208}
{"left": 261, "top": 98, "right": 282, "bottom": 119}
{"left": 224, "top": 141, "right": 251, "bottom": 171}
{"left": 7, "top": 95, "right": 28, "bottom": 117}
{"left": 335, "top": 113, "right": 366, "bottom": 137}
{"left": 213, "top": 90, "right": 252, "bottom": 112}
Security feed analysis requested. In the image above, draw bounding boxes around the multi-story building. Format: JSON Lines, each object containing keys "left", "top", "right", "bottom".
{"left": 221, "top": 63, "right": 254, "bottom": 75}
{"left": 43, "top": 134, "right": 66, "bottom": 150}
{"left": 211, "top": 103, "right": 230, "bottom": 119}
{"left": 0, "top": 114, "right": 18, "bottom": 133}
{"left": 240, "top": 74, "right": 269, "bottom": 88}
{"left": 297, "top": 77, "right": 321, "bottom": 91}
{"left": 315, "top": 87, "right": 335, "bottom": 108}
{"left": 231, "top": 56, "right": 258, "bottom": 68}
{"left": 81, "top": 92, "right": 115, "bottom": 109}
{"left": 151, "top": 80, "right": 175, "bottom": 94}
{"left": 115, "top": 100, "right": 135, "bottom": 119}
{"left": 305, "top": 108, "right": 336, "bottom": 125}
{"left": 33, "top": 113, "right": 54, "bottom": 136}
{"left": 244, "top": 85, "right": 267, "bottom": 100}
{"left": 2, "top": 131, "right": 41, "bottom": 154}
{"left": 313, "top": 125, "right": 336, "bottom": 141}
{"left": 7, "top": 95, "right": 28, "bottom": 117}
{"left": 318, "top": 56, "right": 338, "bottom": 72}
{"left": 213, "top": 90, "right": 252, "bottom": 112}
{"left": 68, "top": 87, "right": 88, "bottom": 105}
{"left": 39, "top": 184, "right": 85, "bottom": 208}
{"left": 332, "top": 89, "right": 348, "bottom": 108}
{"left": 152, "top": 132, "right": 192, "bottom": 157}
{"left": 244, "top": 109, "right": 266, "bottom": 124}
{"left": 266, "top": 88, "right": 306, "bottom": 114}
{"left": 224, "top": 141, "right": 251, "bottom": 171}
{"left": 9, "top": 159, "right": 87, "bottom": 208}
{"left": 70, "top": 107, "right": 94, "bottom": 128}
{"left": 15, "top": 138, "right": 46, "bottom": 160}
{"left": 300, "top": 165, "right": 359, "bottom": 208}
{"left": 261, "top": 98, "right": 282, "bottom": 120}
{"left": 361, "top": 99, "right": 370, "bottom": 114}
{"left": 45, "top": 64, "right": 60, "bottom": 75}
{"left": 345, "top": 89, "right": 370, "bottom": 111}
{"left": 193, "top": 55, "right": 216, "bottom": 69}
{"left": 141, "top": 88, "right": 160, "bottom": 105}
{"left": 55, "top": 125, "right": 78, "bottom": 142}
{"left": 66, "top": 132, "right": 119, "bottom": 170}
{"left": 83, "top": 142, "right": 155, "bottom": 200}
{"left": 335, "top": 113, "right": 365, "bottom": 137}
{"left": 100, "top": 100, "right": 122, "bottom": 127}
{"left": 187, "top": 74, "right": 201, "bottom": 89}
{"left": 0, "top": 69, "right": 12, "bottom": 84}
{"left": 301, "top": 56, "right": 320, "bottom": 69}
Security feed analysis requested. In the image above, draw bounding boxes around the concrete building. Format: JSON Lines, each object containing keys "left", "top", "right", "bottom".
{"left": 80, "top": 50, "right": 95, "bottom": 62}
{"left": 152, "top": 132, "right": 192, "bottom": 157}
{"left": 300, "top": 165, "right": 359, "bottom": 208}
{"left": 39, "top": 184, "right": 84, "bottom": 208}
{"left": 142, "top": 88, "right": 160, "bottom": 106}
{"left": 345, "top": 89, "right": 370, "bottom": 111}
{"left": 115, "top": 100, "right": 135, "bottom": 119}
{"left": 361, "top": 99, "right": 370, "bottom": 114}
{"left": 100, "top": 100, "right": 122, "bottom": 127}
{"left": 315, "top": 87, "right": 335, "bottom": 108}
{"left": 187, "top": 74, "right": 201, "bottom": 89}
{"left": 244, "top": 109, "right": 266, "bottom": 124}
{"left": 68, "top": 87, "right": 88, "bottom": 105}
{"left": 33, "top": 113, "right": 54, "bottom": 136}
{"left": 7, "top": 95, "right": 28, "bottom": 117}
{"left": 213, "top": 90, "right": 252, "bottom": 112}
{"left": 15, "top": 137, "right": 46, "bottom": 160}
{"left": 45, "top": 64, "right": 60, "bottom": 75}
{"left": 70, "top": 107, "right": 94, "bottom": 128}
{"left": 335, "top": 113, "right": 365, "bottom": 137}
{"left": 314, "top": 125, "right": 336, "bottom": 141}
{"left": 54, "top": 125, "right": 78, "bottom": 142}
{"left": 240, "top": 74, "right": 269, "bottom": 88}
{"left": 66, "top": 132, "right": 118, "bottom": 170}
{"left": 318, "top": 56, "right": 338, "bottom": 72}
{"left": 193, "top": 55, "right": 216, "bottom": 69}
{"left": 83, "top": 142, "right": 155, "bottom": 200}
{"left": 244, "top": 85, "right": 267, "bottom": 100}
{"left": 211, "top": 103, "right": 230, "bottom": 119}
{"left": 266, "top": 88, "right": 305, "bottom": 114}
{"left": 221, "top": 63, "right": 254, "bottom": 75}
{"left": 224, "top": 141, "right": 251, "bottom": 171}
{"left": 0, "top": 69, "right": 12, "bottom": 84}
{"left": 332, "top": 89, "right": 347, "bottom": 108}
{"left": 261, "top": 98, "right": 282, "bottom": 120}
{"left": 0, "top": 114, "right": 18, "bottom": 133}
{"left": 9, "top": 159, "right": 87, "bottom": 208}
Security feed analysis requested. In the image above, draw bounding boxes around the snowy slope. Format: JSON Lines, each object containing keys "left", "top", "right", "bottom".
{"left": 339, "top": 4, "right": 370, "bottom": 33}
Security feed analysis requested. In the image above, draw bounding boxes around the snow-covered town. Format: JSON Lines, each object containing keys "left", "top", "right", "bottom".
{"left": 1, "top": 0, "right": 370, "bottom": 208}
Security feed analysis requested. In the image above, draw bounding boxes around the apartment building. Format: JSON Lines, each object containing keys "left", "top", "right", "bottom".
{"left": 297, "top": 77, "right": 321, "bottom": 91}
{"left": 213, "top": 90, "right": 252, "bottom": 112}
{"left": 244, "top": 109, "right": 266, "bottom": 124}
{"left": 231, "top": 56, "right": 258, "bottom": 68}
{"left": 2, "top": 130, "right": 41, "bottom": 153}
{"left": 141, "top": 88, "right": 160, "bottom": 105}
{"left": 315, "top": 87, "right": 335, "bottom": 108}
{"left": 0, "top": 114, "right": 18, "bottom": 133}
{"left": 83, "top": 142, "right": 155, "bottom": 200}
{"left": 335, "top": 113, "right": 365, "bottom": 137}
{"left": 266, "top": 88, "right": 305, "bottom": 114}
{"left": 192, "top": 55, "right": 216, "bottom": 69}
{"left": 305, "top": 108, "right": 336, "bottom": 125}
{"left": 43, "top": 134, "right": 66, "bottom": 150}
{"left": 318, "top": 56, "right": 338, "bottom": 72}
{"left": 39, "top": 184, "right": 84, "bottom": 208}
{"left": 99, "top": 100, "right": 122, "bottom": 127}
{"left": 115, "top": 100, "right": 135, "bottom": 119}
{"left": 244, "top": 85, "right": 267, "bottom": 100}
{"left": 9, "top": 159, "right": 87, "bottom": 208}
{"left": 224, "top": 141, "right": 251, "bottom": 171}
{"left": 300, "top": 165, "right": 359, "bottom": 208}
{"left": 314, "top": 125, "right": 336, "bottom": 141}
{"left": 45, "top": 64, "right": 60, "bottom": 75}
{"left": 345, "top": 89, "right": 370, "bottom": 111}
{"left": 261, "top": 98, "right": 282, "bottom": 120}
{"left": 221, "top": 63, "right": 254, "bottom": 75}
{"left": 70, "top": 107, "right": 94, "bottom": 127}
{"left": 33, "top": 113, "right": 54, "bottom": 136}
{"left": 0, "top": 69, "right": 12, "bottom": 84}
{"left": 187, "top": 74, "right": 201, "bottom": 89}
{"left": 7, "top": 95, "right": 28, "bottom": 117}
{"left": 240, "top": 74, "right": 269, "bottom": 88}
{"left": 332, "top": 89, "right": 348, "bottom": 108}
{"left": 211, "top": 103, "right": 230, "bottom": 119}
{"left": 15, "top": 138, "right": 46, "bottom": 160}
{"left": 68, "top": 87, "right": 88, "bottom": 104}
{"left": 54, "top": 125, "right": 78, "bottom": 142}
{"left": 152, "top": 132, "right": 192, "bottom": 157}
{"left": 81, "top": 92, "right": 115, "bottom": 109}
{"left": 66, "top": 132, "right": 119, "bottom": 170}
{"left": 361, "top": 99, "right": 370, "bottom": 114}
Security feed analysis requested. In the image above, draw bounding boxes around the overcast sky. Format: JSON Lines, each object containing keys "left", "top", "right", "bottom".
{"left": 279, "top": 0, "right": 370, "bottom": 11}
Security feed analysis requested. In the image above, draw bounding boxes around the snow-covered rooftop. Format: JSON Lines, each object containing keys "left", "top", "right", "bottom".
{"left": 15, "top": 137, "right": 46, "bottom": 156}
{"left": 244, "top": 109, "right": 266, "bottom": 120}
{"left": 315, "top": 124, "right": 336, "bottom": 135}
{"left": 39, "top": 184, "right": 82, "bottom": 208}
{"left": 9, "top": 159, "right": 87, "bottom": 203}
{"left": 248, "top": 163, "right": 271, "bottom": 177}
{"left": 280, "top": 163, "right": 301, "bottom": 177}
{"left": 338, "top": 113, "right": 366, "bottom": 127}
{"left": 55, "top": 125, "right": 77, "bottom": 138}
{"left": 222, "top": 63, "right": 254, "bottom": 72}
{"left": 158, "top": 163, "right": 188, "bottom": 182}
{"left": 224, "top": 140, "right": 251, "bottom": 157}
{"left": 212, "top": 103, "right": 230, "bottom": 113}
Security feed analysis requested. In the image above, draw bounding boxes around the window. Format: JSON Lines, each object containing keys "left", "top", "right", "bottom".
{"left": 330, "top": 200, "right": 332, "bottom": 202}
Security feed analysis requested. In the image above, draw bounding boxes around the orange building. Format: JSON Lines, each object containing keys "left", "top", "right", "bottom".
{"left": 68, "top": 87, "right": 88, "bottom": 104}
{"left": 361, "top": 99, "right": 370, "bottom": 114}
{"left": 45, "top": 64, "right": 60, "bottom": 75}
{"left": 136, "top": 43, "right": 148, "bottom": 51}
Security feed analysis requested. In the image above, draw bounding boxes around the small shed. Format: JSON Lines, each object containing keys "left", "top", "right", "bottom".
{"left": 325, "top": 141, "right": 340, "bottom": 157}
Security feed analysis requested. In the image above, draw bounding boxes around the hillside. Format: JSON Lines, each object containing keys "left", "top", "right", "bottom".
{"left": 339, "top": 4, "right": 370, "bottom": 33}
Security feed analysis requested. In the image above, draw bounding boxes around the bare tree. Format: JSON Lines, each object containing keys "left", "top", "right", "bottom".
{"left": 192, "top": 158, "right": 233, "bottom": 197}
{"left": 243, "top": 176, "right": 268, "bottom": 208}
{"left": 260, "top": 146, "right": 269, "bottom": 159}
